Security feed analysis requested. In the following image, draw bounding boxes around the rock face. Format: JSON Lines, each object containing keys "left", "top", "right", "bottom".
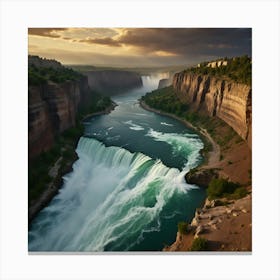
{"left": 185, "top": 168, "right": 218, "bottom": 188}
{"left": 84, "top": 70, "right": 143, "bottom": 95}
{"left": 28, "top": 78, "right": 90, "bottom": 159}
{"left": 173, "top": 72, "right": 252, "bottom": 148}
{"left": 158, "top": 78, "right": 172, "bottom": 89}
{"left": 164, "top": 193, "right": 252, "bottom": 251}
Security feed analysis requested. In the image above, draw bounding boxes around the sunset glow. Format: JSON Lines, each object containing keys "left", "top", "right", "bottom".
{"left": 28, "top": 28, "right": 251, "bottom": 67}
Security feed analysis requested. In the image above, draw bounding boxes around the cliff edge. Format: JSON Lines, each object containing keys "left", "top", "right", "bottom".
{"left": 173, "top": 72, "right": 252, "bottom": 148}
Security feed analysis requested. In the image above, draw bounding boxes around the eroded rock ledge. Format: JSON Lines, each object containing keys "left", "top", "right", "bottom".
{"left": 185, "top": 168, "right": 219, "bottom": 188}
{"left": 164, "top": 193, "right": 252, "bottom": 252}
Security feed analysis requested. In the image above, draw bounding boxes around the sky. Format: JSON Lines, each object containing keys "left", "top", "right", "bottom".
{"left": 28, "top": 28, "right": 252, "bottom": 67}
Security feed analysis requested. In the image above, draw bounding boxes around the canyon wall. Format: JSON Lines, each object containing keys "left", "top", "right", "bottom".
{"left": 173, "top": 72, "right": 252, "bottom": 148}
{"left": 28, "top": 78, "right": 90, "bottom": 159}
{"left": 84, "top": 70, "right": 143, "bottom": 95}
{"left": 28, "top": 57, "right": 143, "bottom": 160}
{"left": 158, "top": 78, "right": 172, "bottom": 89}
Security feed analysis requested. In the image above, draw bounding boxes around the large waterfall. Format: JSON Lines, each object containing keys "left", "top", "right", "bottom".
{"left": 29, "top": 74, "right": 206, "bottom": 252}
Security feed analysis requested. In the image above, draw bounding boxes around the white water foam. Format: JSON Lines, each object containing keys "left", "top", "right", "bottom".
{"left": 160, "top": 122, "right": 174, "bottom": 127}
{"left": 29, "top": 137, "right": 196, "bottom": 252}
{"left": 146, "top": 128, "right": 204, "bottom": 170}
{"left": 123, "top": 120, "right": 145, "bottom": 131}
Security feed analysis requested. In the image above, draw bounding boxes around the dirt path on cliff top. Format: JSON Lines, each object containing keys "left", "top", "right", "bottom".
{"left": 139, "top": 100, "right": 220, "bottom": 167}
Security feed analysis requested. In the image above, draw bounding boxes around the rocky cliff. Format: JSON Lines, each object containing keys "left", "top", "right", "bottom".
{"left": 28, "top": 77, "right": 90, "bottom": 159}
{"left": 158, "top": 78, "right": 172, "bottom": 89}
{"left": 84, "top": 70, "right": 143, "bottom": 95}
{"left": 29, "top": 57, "right": 143, "bottom": 160}
{"left": 173, "top": 72, "right": 252, "bottom": 148}
{"left": 28, "top": 55, "right": 63, "bottom": 69}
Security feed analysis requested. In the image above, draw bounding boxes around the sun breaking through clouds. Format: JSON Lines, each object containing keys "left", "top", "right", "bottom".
{"left": 28, "top": 28, "right": 251, "bottom": 67}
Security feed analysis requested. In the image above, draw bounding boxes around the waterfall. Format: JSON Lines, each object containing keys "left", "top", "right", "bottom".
{"left": 29, "top": 137, "right": 197, "bottom": 251}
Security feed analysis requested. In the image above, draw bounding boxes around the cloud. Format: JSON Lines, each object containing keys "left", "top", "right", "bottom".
{"left": 77, "top": 28, "right": 251, "bottom": 58}
{"left": 28, "top": 28, "right": 68, "bottom": 38}
{"left": 28, "top": 47, "right": 188, "bottom": 67}
{"left": 119, "top": 28, "right": 251, "bottom": 57}
{"left": 28, "top": 28, "right": 252, "bottom": 66}
{"left": 79, "top": 37, "right": 121, "bottom": 47}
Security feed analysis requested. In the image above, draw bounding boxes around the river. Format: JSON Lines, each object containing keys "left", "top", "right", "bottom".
{"left": 28, "top": 74, "right": 206, "bottom": 252}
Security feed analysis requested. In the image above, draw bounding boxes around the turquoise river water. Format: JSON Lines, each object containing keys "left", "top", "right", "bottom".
{"left": 28, "top": 74, "right": 206, "bottom": 252}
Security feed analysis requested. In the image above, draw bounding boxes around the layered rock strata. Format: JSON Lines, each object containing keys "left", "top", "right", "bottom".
{"left": 28, "top": 78, "right": 90, "bottom": 159}
{"left": 173, "top": 72, "right": 252, "bottom": 148}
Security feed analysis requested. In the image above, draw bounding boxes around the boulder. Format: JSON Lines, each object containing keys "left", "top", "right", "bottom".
{"left": 185, "top": 168, "right": 218, "bottom": 188}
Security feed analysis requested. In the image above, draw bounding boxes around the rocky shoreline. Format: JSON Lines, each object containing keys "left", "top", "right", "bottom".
{"left": 163, "top": 193, "right": 252, "bottom": 251}
{"left": 140, "top": 99, "right": 252, "bottom": 252}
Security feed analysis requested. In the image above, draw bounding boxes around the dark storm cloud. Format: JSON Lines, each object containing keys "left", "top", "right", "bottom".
{"left": 80, "top": 28, "right": 251, "bottom": 58}
{"left": 128, "top": 28, "right": 252, "bottom": 57}
{"left": 124, "top": 28, "right": 252, "bottom": 57}
{"left": 28, "top": 28, "right": 68, "bottom": 38}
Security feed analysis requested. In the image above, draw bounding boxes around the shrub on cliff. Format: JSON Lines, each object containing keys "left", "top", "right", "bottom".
{"left": 231, "top": 186, "right": 248, "bottom": 199}
{"left": 207, "top": 178, "right": 240, "bottom": 199}
{"left": 190, "top": 237, "right": 208, "bottom": 251}
{"left": 178, "top": 221, "right": 189, "bottom": 234}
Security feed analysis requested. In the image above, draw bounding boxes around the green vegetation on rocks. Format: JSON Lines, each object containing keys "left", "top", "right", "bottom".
{"left": 28, "top": 126, "right": 82, "bottom": 204}
{"left": 28, "top": 64, "right": 83, "bottom": 85}
{"left": 190, "top": 237, "right": 208, "bottom": 251}
{"left": 185, "top": 55, "right": 251, "bottom": 85}
{"left": 78, "top": 92, "right": 112, "bottom": 117}
{"left": 142, "top": 86, "right": 242, "bottom": 151}
{"left": 141, "top": 86, "right": 188, "bottom": 116}
{"left": 207, "top": 178, "right": 247, "bottom": 200}
{"left": 178, "top": 221, "right": 189, "bottom": 235}
{"left": 29, "top": 93, "right": 114, "bottom": 205}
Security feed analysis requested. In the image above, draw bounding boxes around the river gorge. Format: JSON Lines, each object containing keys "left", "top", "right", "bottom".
{"left": 28, "top": 74, "right": 206, "bottom": 252}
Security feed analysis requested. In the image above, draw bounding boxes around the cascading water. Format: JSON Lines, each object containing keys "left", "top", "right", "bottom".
{"left": 29, "top": 73, "right": 206, "bottom": 252}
